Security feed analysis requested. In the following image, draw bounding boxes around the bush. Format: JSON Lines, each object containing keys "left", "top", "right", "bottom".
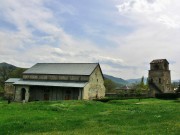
{"left": 155, "top": 93, "right": 178, "bottom": 99}
{"left": 0, "top": 85, "right": 4, "bottom": 93}
{"left": 93, "top": 97, "right": 142, "bottom": 102}
{"left": 93, "top": 97, "right": 123, "bottom": 102}
{"left": 0, "top": 96, "right": 5, "bottom": 101}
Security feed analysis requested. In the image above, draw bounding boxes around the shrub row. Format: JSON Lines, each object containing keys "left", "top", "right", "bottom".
{"left": 155, "top": 93, "right": 179, "bottom": 99}
{"left": 93, "top": 97, "right": 150, "bottom": 102}
{"left": 0, "top": 92, "right": 4, "bottom": 97}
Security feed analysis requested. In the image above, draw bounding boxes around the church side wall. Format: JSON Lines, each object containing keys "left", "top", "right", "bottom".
{"left": 23, "top": 74, "right": 89, "bottom": 81}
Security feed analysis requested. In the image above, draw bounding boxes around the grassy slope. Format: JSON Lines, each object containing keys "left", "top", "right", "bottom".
{"left": 0, "top": 99, "right": 179, "bottom": 135}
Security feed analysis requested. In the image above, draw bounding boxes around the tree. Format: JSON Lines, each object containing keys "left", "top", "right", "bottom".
{"left": 9, "top": 68, "right": 27, "bottom": 78}
{"left": 0, "top": 65, "right": 26, "bottom": 92}
{"left": 0, "top": 66, "right": 13, "bottom": 82}
{"left": 0, "top": 67, "right": 11, "bottom": 93}
{"left": 0, "top": 85, "right": 3, "bottom": 93}
{"left": 176, "top": 81, "right": 180, "bottom": 93}
{"left": 104, "top": 79, "right": 116, "bottom": 92}
{"left": 0, "top": 66, "right": 14, "bottom": 90}
{"left": 141, "top": 76, "right": 144, "bottom": 85}
{"left": 134, "top": 76, "right": 149, "bottom": 100}
{"left": 118, "top": 90, "right": 126, "bottom": 98}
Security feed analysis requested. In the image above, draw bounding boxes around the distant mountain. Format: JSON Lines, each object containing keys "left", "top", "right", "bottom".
{"left": 126, "top": 77, "right": 147, "bottom": 84}
{"left": 104, "top": 74, "right": 148, "bottom": 86}
{"left": 0, "top": 62, "right": 17, "bottom": 79}
{"left": 0, "top": 62, "right": 17, "bottom": 69}
{"left": 0, "top": 62, "right": 27, "bottom": 79}
{"left": 126, "top": 78, "right": 141, "bottom": 84}
{"left": 104, "top": 74, "right": 128, "bottom": 85}
{"left": 172, "top": 80, "right": 180, "bottom": 83}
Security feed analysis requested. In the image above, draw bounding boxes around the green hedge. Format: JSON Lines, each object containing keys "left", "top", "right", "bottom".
{"left": 93, "top": 97, "right": 150, "bottom": 102}
{"left": 155, "top": 93, "right": 179, "bottom": 99}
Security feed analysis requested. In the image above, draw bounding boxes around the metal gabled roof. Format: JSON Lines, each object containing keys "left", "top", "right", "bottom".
{"left": 5, "top": 78, "right": 21, "bottom": 83}
{"left": 23, "top": 63, "right": 99, "bottom": 75}
{"left": 14, "top": 80, "right": 87, "bottom": 88}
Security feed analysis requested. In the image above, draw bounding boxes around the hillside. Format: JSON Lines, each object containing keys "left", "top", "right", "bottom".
{"left": 0, "top": 62, "right": 17, "bottom": 70}
{"left": 0, "top": 62, "right": 17, "bottom": 80}
{"left": 0, "top": 62, "right": 26, "bottom": 85}
{"left": 127, "top": 77, "right": 148, "bottom": 84}
{"left": 126, "top": 78, "right": 142, "bottom": 84}
{"left": 104, "top": 74, "right": 128, "bottom": 85}
{"left": 104, "top": 74, "right": 149, "bottom": 86}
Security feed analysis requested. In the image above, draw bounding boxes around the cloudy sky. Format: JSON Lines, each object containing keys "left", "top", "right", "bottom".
{"left": 0, "top": 0, "right": 180, "bottom": 80}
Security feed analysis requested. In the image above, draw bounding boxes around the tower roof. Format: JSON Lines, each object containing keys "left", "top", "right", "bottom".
{"left": 150, "top": 59, "right": 169, "bottom": 64}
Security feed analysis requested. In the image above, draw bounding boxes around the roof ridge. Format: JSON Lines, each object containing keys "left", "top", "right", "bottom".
{"left": 36, "top": 63, "right": 99, "bottom": 64}
{"left": 23, "top": 63, "right": 100, "bottom": 75}
{"left": 150, "top": 59, "right": 169, "bottom": 64}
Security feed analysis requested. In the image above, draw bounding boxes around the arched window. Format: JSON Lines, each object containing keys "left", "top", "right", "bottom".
{"left": 151, "top": 78, "right": 153, "bottom": 83}
{"left": 21, "top": 88, "right": 26, "bottom": 100}
{"left": 159, "top": 78, "right": 161, "bottom": 84}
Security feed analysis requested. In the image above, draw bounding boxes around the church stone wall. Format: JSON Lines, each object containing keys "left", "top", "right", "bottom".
{"left": 83, "top": 66, "right": 105, "bottom": 100}
{"left": 149, "top": 70, "right": 171, "bottom": 93}
{"left": 14, "top": 85, "right": 30, "bottom": 102}
{"left": 148, "top": 59, "right": 172, "bottom": 96}
{"left": 4, "top": 83, "right": 15, "bottom": 98}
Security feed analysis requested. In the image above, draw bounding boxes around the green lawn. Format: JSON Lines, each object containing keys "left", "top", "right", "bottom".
{"left": 0, "top": 99, "right": 179, "bottom": 135}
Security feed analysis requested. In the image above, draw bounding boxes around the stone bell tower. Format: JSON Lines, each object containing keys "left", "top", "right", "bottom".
{"left": 148, "top": 59, "right": 172, "bottom": 96}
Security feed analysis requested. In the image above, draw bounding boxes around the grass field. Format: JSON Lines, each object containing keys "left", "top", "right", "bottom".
{"left": 0, "top": 98, "right": 179, "bottom": 135}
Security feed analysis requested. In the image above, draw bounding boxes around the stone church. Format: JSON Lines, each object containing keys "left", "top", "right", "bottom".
{"left": 5, "top": 63, "right": 105, "bottom": 102}
{"left": 148, "top": 59, "right": 172, "bottom": 97}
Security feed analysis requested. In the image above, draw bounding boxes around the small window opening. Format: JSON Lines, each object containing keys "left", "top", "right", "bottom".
{"left": 151, "top": 78, "right": 153, "bottom": 83}
{"left": 21, "top": 88, "right": 26, "bottom": 100}
{"left": 154, "top": 64, "right": 159, "bottom": 70}
{"left": 159, "top": 78, "right": 161, "bottom": 84}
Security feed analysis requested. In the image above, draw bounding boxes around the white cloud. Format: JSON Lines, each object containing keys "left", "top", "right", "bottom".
{"left": 112, "top": 0, "right": 180, "bottom": 79}
{"left": 98, "top": 56, "right": 124, "bottom": 63}
{"left": 157, "top": 15, "right": 180, "bottom": 28}
{"left": 117, "top": 0, "right": 169, "bottom": 13}
{"left": 116, "top": 0, "right": 180, "bottom": 28}
{"left": 0, "top": 0, "right": 127, "bottom": 78}
{"left": 0, "top": 0, "right": 180, "bottom": 80}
